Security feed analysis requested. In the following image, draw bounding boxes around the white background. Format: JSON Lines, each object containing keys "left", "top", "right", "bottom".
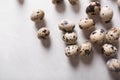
{"left": 0, "top": 0, "right": 120, "bottom": 80}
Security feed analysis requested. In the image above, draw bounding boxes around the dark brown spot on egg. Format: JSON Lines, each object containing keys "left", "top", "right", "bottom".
{"left": 43, "top": 29, "right": 47, "bottom": 33}
{"left": 105, "top": 20, "right": 111, "bottom": 23}
{"left": 96, "top": 2, "right": 100, "bottom": 6}
{"left": 100, "top": 29, "right": 104, "bottom": 33}
{"left": 66, "top": 38, "right": 68, "bottom": 42}
{"left": 68, "top": 52, "right": 70, "bottom": 54}
{"left": 45, "top": 34, "right": 48, "bottom": 37}
{"left": 79, "top": 51, "right": 82, "bottom": 53}
{"left": 111, "top": 46, "right": 114, "bottom": 50}
{"left": 92, "top": 31, "right": 96, "bottom": 34}
{"left": 77, "top": 49, "right": 79, "bottom": 52}
{"left": 37, "top": 11, "right": 39, "bottom": 13}
{"left": 73, "top": 35, "right": 76, "bottom": 38}
{"left": 79, "top": 25, "right": 83, "bottom": 29}
{"left": 85, "top": 50, "right": 90, "bottom": 55}
{"left": 56, "top": 0, "right": 60, "bottom": 4}
{"left": 86, "top": 4, "right": 95, "bottom": 14}
{"left": 116, "top": 37, "right": 119, "bottom": 40}
{"left": 64, "top": 21, "right": 68, "bottom": 25}
{"left": 110, "top": 34, "right": 113, "bottom": 36}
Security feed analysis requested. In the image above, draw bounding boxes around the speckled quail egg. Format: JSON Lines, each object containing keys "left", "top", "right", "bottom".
{"left": 90, "top": 29, "right": 105, "bottom": 44}
{"left": 37, "top": 27, "right": 50, "bottom": 39}
{"left": 63, "top": 32, "right": 77, "bottom": 45}
{"left": 86, "top": 1, "right": 101, "bottom": 15}
{"left": 102, "top": 44, "right": 117, "bottom": 57}
{"left": 79, "top": 17, "right": 95, "bottom": 30}
{"left": 107, "top": 59, "right": 120, "bottom": 72}
{"left": 65, "top": 45, "right": 79, "bottom": 57}
{"left": 31, "top": 9, "right": 45, "bottom": 22}
{"left": 106, "top": 27, "right": 120, "bottom": 43}
{"left": 79, "top": 41, "right": 92, "bottom": 56}
{"left": 58, "top": 19, "right": 75, "bottom": 32}
{"left": 100, "top": 6, "right": 113, "bottom": 23}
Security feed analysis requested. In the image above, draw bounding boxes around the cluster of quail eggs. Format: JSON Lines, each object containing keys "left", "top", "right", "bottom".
{"left": 58, "top": 18, "right": 93, "bottom": 57}
{"left": 58, "top": 1, "right": 120, "bottom": 73}
{"left": 85, "top": 1, "right": 113, "bottom": 23}
{"left": 30, "top": 0, "right": 120, "bottom": 73}
{"left": 85, "top": 1, "right": 120, "bottom": 73}
{"left": 58, "top": 19, "right": 79, "bottom": 57}
{"left": 31, "top": 9, "right": 50, "bottom": 39}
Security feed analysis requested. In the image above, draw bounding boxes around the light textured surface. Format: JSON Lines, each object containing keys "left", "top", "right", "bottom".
{"left": 0, "top": 0, "right": 120, "bottom": 80}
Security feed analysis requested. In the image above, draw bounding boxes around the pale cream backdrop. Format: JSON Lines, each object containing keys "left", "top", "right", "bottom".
{"left": 0, "top": 0, "right": 120, "bottom": 80}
